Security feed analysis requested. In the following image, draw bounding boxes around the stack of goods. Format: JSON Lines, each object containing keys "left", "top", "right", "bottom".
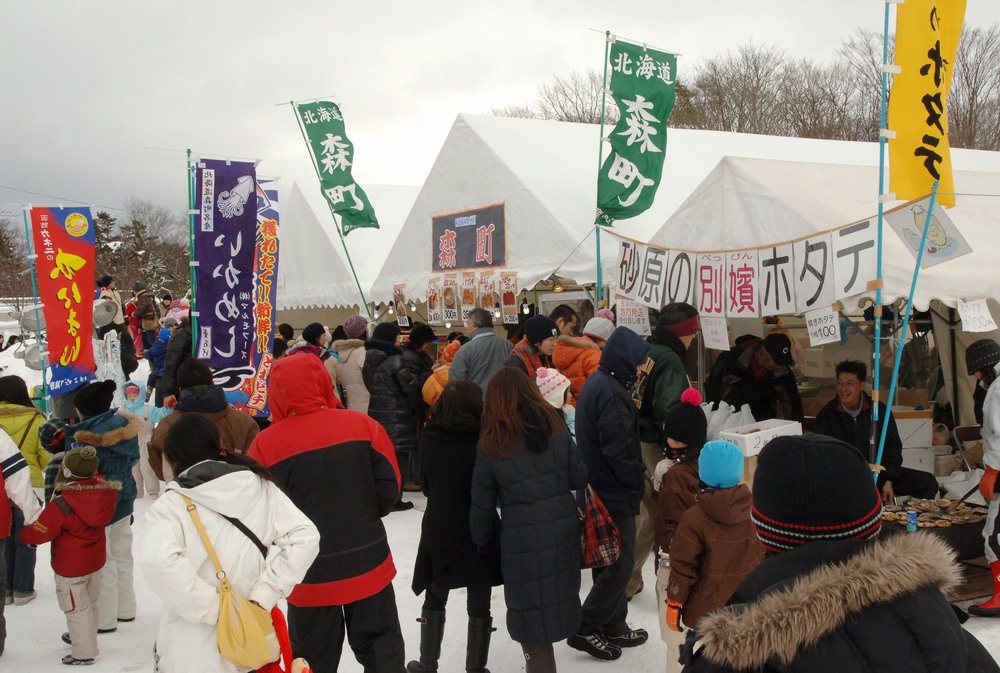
{"left": 883, "top": 498, "right": 989, "bottom": 528}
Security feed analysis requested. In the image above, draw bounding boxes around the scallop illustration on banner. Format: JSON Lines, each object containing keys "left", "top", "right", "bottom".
{"left": 884, "top": 196, "right": 972, "bottom": 268}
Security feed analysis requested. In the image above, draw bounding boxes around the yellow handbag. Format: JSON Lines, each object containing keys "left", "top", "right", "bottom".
{"left": 182, "top": 495, "right": 280, "bottom": 669}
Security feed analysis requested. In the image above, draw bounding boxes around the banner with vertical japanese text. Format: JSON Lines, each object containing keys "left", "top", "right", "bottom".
{"left": 596, "top": 38, "right": 677, "bottom": 226}
{"left": 294, "top": 101, "right": 379, "bottom": 234}
{"left": 219, "top": 178, "right": 280, "bottom": 417}
{"left": 888, "top": 0, "right": 966, "bottom": 208}
{"left": 29, "top": 207, "right": 97, "bottom": 394}
{"left": 193, "top": 159, "right": 258, "bottom": 371}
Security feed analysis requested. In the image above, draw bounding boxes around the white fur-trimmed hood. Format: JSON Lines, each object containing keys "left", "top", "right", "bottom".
{"left": 694, "top": 533, "right": 962, "bottom": 670}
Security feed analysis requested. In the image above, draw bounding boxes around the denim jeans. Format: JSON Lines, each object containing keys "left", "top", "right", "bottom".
{"left": 4, "top": 502, "right": 36, "bottom": 593}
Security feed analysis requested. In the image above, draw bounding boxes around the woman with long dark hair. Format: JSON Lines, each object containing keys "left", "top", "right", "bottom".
{"left": 408, "top": 380, "right": 501, "bottom": 673}
{"left": 470, "top": 368, "right": 587, "bottom": 673}
{"left": 138, "top": 414, "right": 319, "bottom": 673}
{"left": 0, "top": 375, "right": 46, "bottom": 606}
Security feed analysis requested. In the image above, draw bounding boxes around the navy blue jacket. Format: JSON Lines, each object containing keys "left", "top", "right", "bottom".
{"left": 575, "top": 327, "right": 651, "bottom": 517}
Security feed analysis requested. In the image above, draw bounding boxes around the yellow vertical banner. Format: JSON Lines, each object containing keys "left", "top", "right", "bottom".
{"left": 888, "top": 0, "right": 966, "bottom": 208}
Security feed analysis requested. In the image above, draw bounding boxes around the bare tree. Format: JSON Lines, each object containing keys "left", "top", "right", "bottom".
{"left": 123, "top": 196, "right": 187, "bottom": 245}
{"left": 0, "top": 217, "right": 34, "bottom": 308}
{"left": 950, "top": 24, "right": 1000, "bottom": 150}
{"left": 492, "top": 68, "right": 619, "bottom": 125}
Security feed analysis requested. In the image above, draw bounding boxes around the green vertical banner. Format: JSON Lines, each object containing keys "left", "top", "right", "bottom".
{"left": 294, "top": 101, "right": 379, "bottom": 235}
{"left": 596, "top": 40, "right": 677, "bottom": 227}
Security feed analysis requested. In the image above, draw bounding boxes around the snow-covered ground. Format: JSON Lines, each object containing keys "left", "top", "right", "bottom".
{"left": 1, "top": 323, "right": 998, "bottom": 672}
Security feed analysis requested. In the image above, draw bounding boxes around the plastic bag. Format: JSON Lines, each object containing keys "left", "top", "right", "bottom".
{"left": 724, "top": 405, "right": 755, "bottom": 431}
{"left": 704, "top": 402, "right": 734, "bottom": 441}
{"left": 941, "top": 468, "right": 986, "bottom": 507}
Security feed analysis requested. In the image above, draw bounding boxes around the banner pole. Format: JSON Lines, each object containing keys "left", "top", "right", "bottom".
{"left": 875, "top": 180, "right": 939, "bottom": 473}
{"left": 289, "top": 102, "right": 372, "bottom": 318}
{"left": 870, "top": 1, "right": 892, "bottom": 467}
{"left": 20, "top": 206, "right": 48, "bottom": 401}
{"left": 594, "top": 30, "right": 612, "bottom": 304}
{"left": 186, "top": 149, "right": 198, "bottom": 345}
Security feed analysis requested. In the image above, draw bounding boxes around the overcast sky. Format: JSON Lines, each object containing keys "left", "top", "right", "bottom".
{"left": 2, "top": 0, "right": 998, "bottom": 219}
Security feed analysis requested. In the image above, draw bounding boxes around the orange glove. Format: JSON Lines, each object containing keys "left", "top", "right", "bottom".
{"left": 980, "top": 466, "right": 999, "bottom": 501}
{"left": 666, "top": 598, "right": 684, "bottom": 632}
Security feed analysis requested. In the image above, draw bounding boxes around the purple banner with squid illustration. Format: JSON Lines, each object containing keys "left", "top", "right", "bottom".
{"left": 193, "top": 158, "right": 258, "bottom": 370}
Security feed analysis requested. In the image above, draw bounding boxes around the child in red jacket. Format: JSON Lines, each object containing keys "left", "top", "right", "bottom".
{"left": 20, "top": 445, "right": 119, "bottom": 666}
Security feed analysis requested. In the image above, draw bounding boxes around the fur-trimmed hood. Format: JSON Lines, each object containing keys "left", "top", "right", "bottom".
{"left": 693, "top": 533, "right": 962, "bottom": 670}
{"left": 71, "top": 409, "right": 143, "bottom": 450}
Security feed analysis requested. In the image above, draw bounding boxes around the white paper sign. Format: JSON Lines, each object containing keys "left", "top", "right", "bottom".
{"left": 832, "top": 219, "right": 878, "bottom": 299}
{"left": 726, "top": 250, "right": 760, "bottom": 318}
{"left": 793, "top": 233, "right": 837, "bottom": 313}
{"left": 635, "top": 246, "right": 668, "bottom": 309}
{"left": 805, "top": 305, "right": 842, "bottom": 346}
{"left": 958, "top": 299, "right": 999, "bottom": 333}
{"left": 666, "top": 250, "right": 697, "bottom": 305}
{"left": 616, "top": 298, "right": 651, "bottom": 336}
{"left": 884, "top": 197, "right": 973, "bottom": 268}
{"left": 759, "top": 244, "right": 797, "bottom": 317}
{"left": 617, "top": 240, "right": 643, "bottom": 301}
{"left": 699, "top": 316, "right": 730, "bottom": 351}
{"left": 696, "top": 253, "right": 726, "bottom": 317}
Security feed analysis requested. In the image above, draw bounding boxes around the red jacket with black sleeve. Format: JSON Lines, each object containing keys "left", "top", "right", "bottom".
{"left": 249, "top": 354, "right": 401, "bottom": 607}
{"left": 20, "top": 476, "right": 119, "bottom": 577}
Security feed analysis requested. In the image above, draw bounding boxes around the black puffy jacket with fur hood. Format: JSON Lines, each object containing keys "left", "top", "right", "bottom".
{"left": 683, "top": 533, "right": 998, "bottom": 673}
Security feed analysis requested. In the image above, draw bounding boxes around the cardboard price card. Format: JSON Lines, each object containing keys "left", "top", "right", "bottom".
{"left": 958, "top": 299, "right": 998, "bottom": 333}
{"left": 479, "top": 272, "right": 497, "bottom": 312}
{"left": 460, "top": 271, "right": 478, "bottom": 322}
{"left": 500, "top": 272, "right": 519, "bottom": 325}
{"left": 441, "top": 274, "right": 458, "bottom": 323}
{"left": 805, "top": 305, "right": 841, "bottom": 346}
{"left": 393, "top": 284, "right": 410, "bottom": 327}
{"left": 426, "top": 278, "right": 442, "bottom": 325}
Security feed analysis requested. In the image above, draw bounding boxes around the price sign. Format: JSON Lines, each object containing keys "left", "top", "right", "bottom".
{"left": 805, "top": 305, "right": 841, "bottom": 346}
{"left": 958, "top": 299, "right": 998, "bottom": 333}
{"left": 699, "top": 316, "right": 730, "bottom": 351}
{"left": 616, "top": 298, "right": 651, "bottom": 336}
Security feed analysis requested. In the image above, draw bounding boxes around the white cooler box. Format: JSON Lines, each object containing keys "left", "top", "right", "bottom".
{"left": 720, "top": 419, "right": 803, "bottom": 489}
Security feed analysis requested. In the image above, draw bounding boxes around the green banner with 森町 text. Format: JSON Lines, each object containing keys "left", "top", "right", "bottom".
{"left": 596, "top": 40, "right": 676, "bottom": 227}
{"left": 295, "top": 101, "right": 379, "bottom": 235}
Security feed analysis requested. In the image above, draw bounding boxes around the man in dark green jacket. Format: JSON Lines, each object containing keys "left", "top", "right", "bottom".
{"left": 628, "top": 302, "right": 700, "bottom": 599}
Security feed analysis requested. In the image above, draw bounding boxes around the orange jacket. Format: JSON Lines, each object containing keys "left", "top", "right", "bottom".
{"left": 421, "top": 366, "right": 451, "bottom": 407}
{"left": 551, "top": 335, "right": 602, "bottom": 405}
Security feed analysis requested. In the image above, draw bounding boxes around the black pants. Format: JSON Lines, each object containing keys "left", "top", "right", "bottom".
{"left": 423, "top": 581, "right": 492, "bottom": 619}
{"left": 579, "top": 511, "right": 637, "bottom": 637}
{"left": 287, "top": 582, "right": 405, "bottom": 673}
{"left": 888, "top": 466, "right": 939, "bottom": 499}
{"left": 0, "top": 538, "right": 7, "bottom": 655}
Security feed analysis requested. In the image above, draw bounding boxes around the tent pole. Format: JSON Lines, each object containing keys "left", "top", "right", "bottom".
{"left": 186, "top": 149, "right": 199, "bottom": 344}
{"left": 875, "top": 181, "right": 940, "bottom": 472}
{"left": 595, "top": 31, "right": 612, "bottom": 304}
{"left": 870, "top": 1, "right": 892, "bottom": 467}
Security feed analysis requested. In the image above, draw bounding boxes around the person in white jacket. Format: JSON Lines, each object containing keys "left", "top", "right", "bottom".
{"left": 139, "top": 414, "right": 320, "bottom": 673}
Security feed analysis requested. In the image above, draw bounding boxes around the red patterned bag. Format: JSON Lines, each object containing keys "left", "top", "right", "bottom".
{"left": 579, "top": 485, "right": 621, "bottom": 569}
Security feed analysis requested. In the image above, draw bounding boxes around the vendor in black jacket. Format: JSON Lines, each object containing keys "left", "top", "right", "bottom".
{"left": 706, "top": 333, "right": 803, "bottom": 422}
{"left": 814, "top": 359, "right": 938, "bottom": 502}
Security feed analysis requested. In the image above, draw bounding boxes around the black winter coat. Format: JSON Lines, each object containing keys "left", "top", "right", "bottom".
{"left": 575, "top": 327, "right": 650, "bottom": 516}
{"left": 814, "top": 393, "right": 903, "bottom": 487}
{"left": 400, "top": 347, "right": 434, "bottom": 423}
{"left": 470, "top": 426, "right": 587, "bottom": 646}
{"left": 157, "top": 322, "right": 192, "bottom": 406}
{"left": 683, "top": 534, "right": 999, "bottom": 673}
{"left": 363, "top": 339, "right": 420, "bottom": 453}
{"left": 412, "top": 417, "right": 501, "bottom": 595}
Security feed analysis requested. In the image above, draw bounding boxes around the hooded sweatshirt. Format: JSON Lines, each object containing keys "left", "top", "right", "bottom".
{"left": 0, "top": 400, "right": 48, "bottom": 488}
{"left": 249, "top": 354, "right": 401, "bottom": 606}
{"left": 21, "top": 476, "right": 120, "bottom": 576}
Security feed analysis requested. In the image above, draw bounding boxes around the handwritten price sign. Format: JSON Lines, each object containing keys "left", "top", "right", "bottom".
{"left": 958, "top": 300, "right": 998, "bottom": 333}
{"left": 805, "top": 306, "right": 841, "bottom": 346}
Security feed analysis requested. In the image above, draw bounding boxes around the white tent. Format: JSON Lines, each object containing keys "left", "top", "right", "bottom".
{"left": 371, "top": 113, "right": 999, "bottom": 300}
{"left": 277, "top": 182, "right": 420, "bottom": 309}
{"left": 648, "top": 155, "right": 1000, "bottom": 309}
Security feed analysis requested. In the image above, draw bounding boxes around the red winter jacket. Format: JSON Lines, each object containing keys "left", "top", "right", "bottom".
{"left": 20, "top": 477, "right": 120, "bottom": 577}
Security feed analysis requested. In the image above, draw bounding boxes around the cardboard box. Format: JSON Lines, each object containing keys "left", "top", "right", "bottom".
{"left": 933, "top": 453, "right": 962, "bottom": 477}
{"left": 901, "top": 447, "right": 934, "bottom": 472}
{"left": 896, "top": 387, "right": 930, "bottom": 409}
{"left": 892, "top": 407, "right": 933, "bottom": 448}
{"left": 720, "top": 418, "right": 803, "bottom": 457}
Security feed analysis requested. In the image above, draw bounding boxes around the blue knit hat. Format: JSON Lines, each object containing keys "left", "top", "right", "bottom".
{"left": 698, "top": 440, "right": 744, "bottom": 489}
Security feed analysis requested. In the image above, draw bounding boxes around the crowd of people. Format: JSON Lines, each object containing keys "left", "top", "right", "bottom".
{"left": 0, "top": 278, "right": 998, "bottom": 673}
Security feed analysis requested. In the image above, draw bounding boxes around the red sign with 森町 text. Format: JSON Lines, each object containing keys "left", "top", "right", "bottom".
{"left": 30, "top": 207, "right": 97, "bottom": 395}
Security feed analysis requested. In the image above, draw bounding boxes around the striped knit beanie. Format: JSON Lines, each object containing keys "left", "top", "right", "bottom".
{"left": 751, "top": 434, "right": 882, "bottom": 554}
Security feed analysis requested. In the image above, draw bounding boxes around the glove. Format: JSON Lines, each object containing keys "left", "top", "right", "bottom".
{"left": 666, "top": 598, "right": 684, "bottom": 632}
{"left": 980, "top": 465, "right": 999, "bottom": 501}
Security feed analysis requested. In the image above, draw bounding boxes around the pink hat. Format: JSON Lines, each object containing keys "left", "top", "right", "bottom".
{"left": 535, "top": 367, "right": 571, "bottom": 408}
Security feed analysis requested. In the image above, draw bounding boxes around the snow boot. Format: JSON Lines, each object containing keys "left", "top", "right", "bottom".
{"left": 522, "top": 644, "right": 557, "bottom": 673}
{"left": 406, "top": 609, "right": 446, "bottom": 672}
{"left": 968, "top": 560, "right": 1000, "bottom": 617}
{"left": 466, "top": 616, "right": 494, "bottom": 673}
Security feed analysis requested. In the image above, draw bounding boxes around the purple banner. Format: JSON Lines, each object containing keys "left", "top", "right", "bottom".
{"left": 193, "top": 158, "right": 258, "bottom": 369}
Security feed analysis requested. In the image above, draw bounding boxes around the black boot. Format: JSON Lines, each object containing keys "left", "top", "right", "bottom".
{"left": 406, "top": 609, "right": 446, "bottom": 673}
{"left": 522, "top": 644, "right": 557, "bottom": 673}
{"left": 466, "top": 616, "right": 494, "bottom": 673}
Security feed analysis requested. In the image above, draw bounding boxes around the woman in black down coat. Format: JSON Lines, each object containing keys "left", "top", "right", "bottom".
{"left": 400, "top": 323, "right": 437, "bottom": 490}
{"left": 363, "top": 322, "right": 420, "bottom": 510}
{"left": 470, "top": 367, "right": 588, "bottom": 673}
{"left": 409, "top": 380, "right": 502, "bottom": 673}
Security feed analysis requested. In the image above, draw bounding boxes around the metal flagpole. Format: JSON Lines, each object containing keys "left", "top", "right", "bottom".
{"left": 594, "top": 30, "right": 612, "bottom": 304}
{"left": 20, "top": 206, "right": 48, "bottom": 402}
{"left": 875, "top": 181, "right": 940, "bottom": 471}
{"left": 290, "top": 101, "right": 373, "bottom": 318}
{"left": 870, "top": 2, "right": 894, "bottom": 468}
{"left": 186, "top": 149, "right": 199, "bottom": 343}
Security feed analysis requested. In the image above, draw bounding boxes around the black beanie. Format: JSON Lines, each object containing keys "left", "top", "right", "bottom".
{"left": 965, "top": 338, "right": 1000, "bottom": 375}
{"left": 301, "top": 322, "right": 326, "bottom": 346}
{"left": 407, "top": 323, "right": 437, "bottom": 349}
{"left": 74, "top": 380, "right": 116, "bottom": 417}
{"left": 662, "top": 387, "right": 707, "bottom": 450}
{"left": 524, "top": 315, "right": 558, "bottom": 345}
{"left": 371, "top": 322, "right": 400, "bottom": 343}
{"left": 752, "top": 435, "right": 882, "bottom": 554}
